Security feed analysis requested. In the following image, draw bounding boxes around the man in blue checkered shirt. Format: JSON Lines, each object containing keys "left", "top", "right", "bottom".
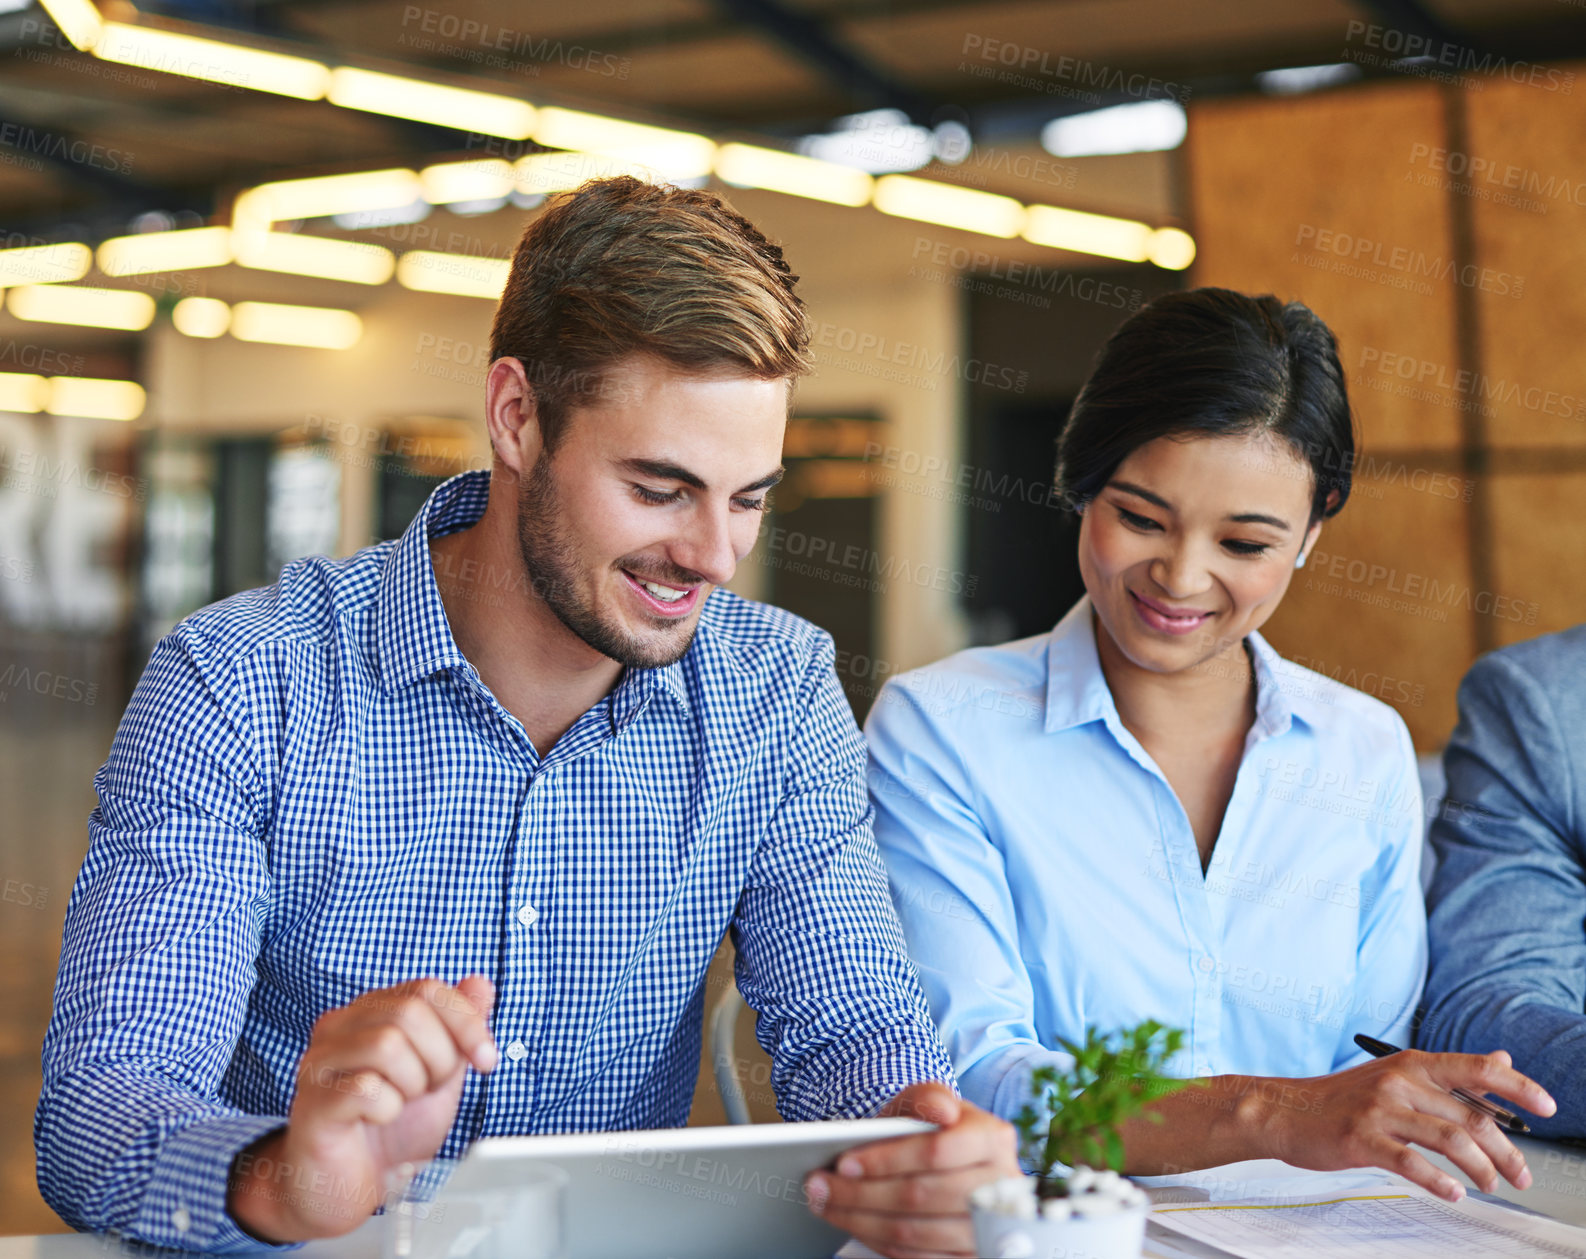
{"left": 36, "top": 177, "right": 1017, "bottom": 1256}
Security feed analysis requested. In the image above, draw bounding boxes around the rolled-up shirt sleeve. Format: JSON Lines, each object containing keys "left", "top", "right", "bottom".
{"left": 1417, "top": 650, "right": 1586, "bottom": 1137}
{"left": 35, "top": 628, "right": 294, "bottom": 1252}
{"left": 865, "top": 678, "right": 1073, "bottom": 1123}
{"left": 731, "top": 637, "right": 956, "bottom": 1122}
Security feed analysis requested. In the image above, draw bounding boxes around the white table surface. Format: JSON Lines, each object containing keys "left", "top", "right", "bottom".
{"left": 5, "top": 1136, "right": 1584, "bottom": 1258}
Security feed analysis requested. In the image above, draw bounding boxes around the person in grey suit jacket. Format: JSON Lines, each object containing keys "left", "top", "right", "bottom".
{"left": 1419, "top": 624, "right": 1586, "bottom": 1137}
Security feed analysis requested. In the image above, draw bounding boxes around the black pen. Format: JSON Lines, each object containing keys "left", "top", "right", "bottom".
{"left": 1354, "top": 1033, "right": 1531, "bottom": 1135}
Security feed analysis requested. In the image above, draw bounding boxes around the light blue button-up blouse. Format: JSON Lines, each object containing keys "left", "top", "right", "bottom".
{"left": 866, "top": 596, "right": 1427, "bottom": 1122}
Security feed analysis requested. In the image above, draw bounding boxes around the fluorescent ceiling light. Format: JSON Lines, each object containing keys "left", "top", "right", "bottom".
{"left": 1148, "top": 227, "right": 1196, "bottom": 270}
{"left": 872, "top": 175, "right": 1025, "bottom": 238}
{"left": 421, "top": 160, "right": 516, "bottom": 206}
{"left": 0, "top": 372, "right": 50, "bottom": 414}
{"left": 1041, "top": 101, "right": 1188, "bottom": 158}
{"left": 232, "top": 231, "right": 395, "bottom": 284}
{"left": 396, "top": 250, "right": 511, "bottom": 300}
{"left": 514, "top": 150, "right": 660, "bottom": 195}
{"left": 534, "top": 107, "right": 715, "bottom": 178}
{"left": 48, "top": 376, "right": 146, "bottom": 421}
{"left": 331, "top": 202, "right": 430, "bottom": 231}
{"left": 1022, "top": 205, "right": 1152, "bottom": 262}
{"left": 796, "top": 109, "right": 934, "bottom": 175}
{"left": 0, "top": 242, "right": 91, "bottom": 286}
{"left": 97, "top": 226, "right": 232, "bottom": 276}
{"left": 172, "top": 297, "right": 231, "bottom": 338}
{"left": 1256, "top": 63, "right": 1362, "bottom": 95}
{"left": 328, "top": 67, "right": 535, "bottom": 139}
{"left": 0, "top": 0, "right": 34, "bottom": 14}
{"left": 237, "top": 169, "right": 423, "bottom": 226}
{"left": 231, "top": 301, "right": 362, "bottom": 349}
{"left": 714, "top": 144, "right": 873, "bottom": 208}
{"left": 38, "top": 0, "right": 101, "bottom": 50}
{"left": 93, "top": 22, "right": 330, "bottom": 100}
{"left": 8, "top": 284, "right": 156, "bottom": 330}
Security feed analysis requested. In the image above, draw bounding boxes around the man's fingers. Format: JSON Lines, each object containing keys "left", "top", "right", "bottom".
{"left": 835, "top": 1125, "right": 999, "bottom": 1180}
{"left": 839, "top": 1106, "right": 1016, "bottom": 1181}
{"left": 357, "top": 978, "right": 497, "bottom": 1075}
{"left": 1424, "top": 1051, "right": 1556, "bottom": 1117}
{"left": 880, "top": 1080, "right": 961, "bottom": 1126}
{"left": 816, "top": 1204, "right": 975, "bottom": 1259}
{"left": 300, "top": 1065, "right": 409, "bottom": 1128}
{"left": 808, "top": 1165, "right": 997, "bottom": 1217}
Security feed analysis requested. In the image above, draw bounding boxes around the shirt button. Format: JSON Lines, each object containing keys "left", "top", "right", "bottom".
{"left": 171, "top": 1207, "right": 191, "bottom": 1234}
{"left": 505, "top": 1040, "right": 529, "bottom": 1062}
{"left": 1198, "top": 956, "right": 1216, "bottom": 973}
{"left": 516, "top": 903, "right": 539, "bottom": 928}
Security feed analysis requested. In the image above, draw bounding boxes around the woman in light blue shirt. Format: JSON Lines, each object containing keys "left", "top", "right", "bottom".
{"left": 867, "top": 288, "right": 1553, "bottom": 1201}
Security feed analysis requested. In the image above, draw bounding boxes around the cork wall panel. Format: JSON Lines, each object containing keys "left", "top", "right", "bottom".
{"left": 1465, "top": 71, "right": 1586, "bottom": 449}
{"left": 1188, "top": 82, "right": 1462, "bottom": 451}
{"left": 1260, "top": 469, "right": 1477, "bottom": 749}
{"left": 1486, "top": 472, "right": 1586, "bottom": 646}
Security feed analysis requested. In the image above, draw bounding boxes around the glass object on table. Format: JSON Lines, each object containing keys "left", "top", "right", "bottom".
{"left": 382, "top": 1157, "right": 566, "bottom": 1259}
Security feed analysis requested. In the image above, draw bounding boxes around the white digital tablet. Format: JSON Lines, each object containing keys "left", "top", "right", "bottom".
{"left": 447, "top": 1117, "right": 935, "bottom": 1259}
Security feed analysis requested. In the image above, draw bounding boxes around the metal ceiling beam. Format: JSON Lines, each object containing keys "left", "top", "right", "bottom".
{"left": 1349, "top": 0, "right": 1472, "bottom": 52}
{"left": 711, "top": 0, "right": 936, "bottom": 124}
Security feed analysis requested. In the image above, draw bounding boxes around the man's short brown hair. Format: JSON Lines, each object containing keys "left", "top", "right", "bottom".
{"left": 489, "top": 176, "right": 813, "bottom": 449}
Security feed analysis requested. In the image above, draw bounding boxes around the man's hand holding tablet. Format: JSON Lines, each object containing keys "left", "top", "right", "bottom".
{"left": 805, "top": 1081, "right": 1021, "bottom": 1258}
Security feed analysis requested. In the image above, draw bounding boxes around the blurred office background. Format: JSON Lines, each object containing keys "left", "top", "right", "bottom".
{"left": 2, "top": 0, "right": 1583, "bottom": 1231}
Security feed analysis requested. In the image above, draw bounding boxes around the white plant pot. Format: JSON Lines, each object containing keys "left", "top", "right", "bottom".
{"left": 971, "top": 1176, "right": 1147, "bottom": 1259}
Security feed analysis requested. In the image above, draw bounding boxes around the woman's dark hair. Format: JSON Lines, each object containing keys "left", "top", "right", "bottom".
{"left": 1054, "top": 288, "right": 1354, "bottom": 523}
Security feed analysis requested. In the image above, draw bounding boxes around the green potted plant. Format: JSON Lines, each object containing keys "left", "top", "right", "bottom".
{"left": 970, "top": 1020, "right": 1189, "bottom": 1259}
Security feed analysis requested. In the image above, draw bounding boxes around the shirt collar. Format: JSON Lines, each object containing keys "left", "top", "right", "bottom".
{"left": 374, "top": 470, "right": 691, "bottom": 714}
{"left": 375, "top": 470, "right": 486, "bottom": 692}
{"left": 1041, "top": 594, "right": 1313, "bottom": 739}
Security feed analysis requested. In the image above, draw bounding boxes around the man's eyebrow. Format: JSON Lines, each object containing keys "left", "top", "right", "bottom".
{"left": 617, "top": 458, "right": 785, "bottom": 495}
{"left": 1109, "top": 480, "right": 1292, "bottom": 531}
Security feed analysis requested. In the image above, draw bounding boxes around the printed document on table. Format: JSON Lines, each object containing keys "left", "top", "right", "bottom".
{"left": 1149, "top": 1185, "right": 1586, "bottom": 1258}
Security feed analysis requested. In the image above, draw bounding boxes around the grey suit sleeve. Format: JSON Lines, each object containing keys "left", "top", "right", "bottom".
{"left": 1418, "top": 649, "right": 1586, "bottom": 1137}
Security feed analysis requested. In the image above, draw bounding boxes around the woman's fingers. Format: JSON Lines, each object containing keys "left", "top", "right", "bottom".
{"left": 1359, "top": 1133, "right": 1468, "bottom": 1202}
{"left": 1422, "top": 1050, "right": 1556, "bottom": 1118}
{"left": 1386, "top": 1106, "right": 1510, "bottom": 1195}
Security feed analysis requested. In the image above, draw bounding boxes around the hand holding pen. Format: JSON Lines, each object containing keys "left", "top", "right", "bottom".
{"left": 1251, "top": 1039, "right": 1556, "bottom": 1203}
{"left": 1355, "top": 1034, "right": 1532, "bottom": 1134}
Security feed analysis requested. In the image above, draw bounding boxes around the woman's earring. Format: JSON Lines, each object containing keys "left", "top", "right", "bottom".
{"left": 1295, "top": 550, "right": 1308, "bottom": 569}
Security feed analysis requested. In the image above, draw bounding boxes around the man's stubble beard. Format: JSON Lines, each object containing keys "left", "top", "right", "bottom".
{"left": 515, "top": 455, "right": 699, "bottom": 670}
